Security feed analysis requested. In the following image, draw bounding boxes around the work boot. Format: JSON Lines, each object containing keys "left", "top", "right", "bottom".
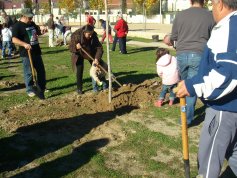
{"left": 77, "top": 89, "right": 84, "bottom": 95}
{"left": 38, "top": 92, "right": 45, "bottom": 100}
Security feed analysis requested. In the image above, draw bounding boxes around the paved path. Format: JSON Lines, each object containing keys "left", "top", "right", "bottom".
{"left": 126, "top": 40, "right": 173, "bottom": 48}
{"left": 71, "top": 23, "right": 173, "bottom": 41}
{"left": 70, "top": 23, "right": 173, "bottom": 48}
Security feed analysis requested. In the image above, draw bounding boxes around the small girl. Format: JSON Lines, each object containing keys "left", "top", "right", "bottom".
{"left": 90, "top": 60, "right": 108, "bottom": 92}
{"left": 154, "top": 48, "right": 179, "bottom": 107}
{"left": 1, "top": 23, "right": 12, "bottom": 59}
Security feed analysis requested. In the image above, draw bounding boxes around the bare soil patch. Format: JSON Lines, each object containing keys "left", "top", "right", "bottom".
{"left": 0, "top": 79, "right": 201, "bottom": 177}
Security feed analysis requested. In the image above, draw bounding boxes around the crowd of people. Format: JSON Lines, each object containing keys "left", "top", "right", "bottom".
{"left": 1, "top": 0, "right": 237, "bottom": 177}
{"left": 0, "top": 11, "right": 18, "bottom": 60}
{"left": 44, "top": 14, "right": 72, "bottom": 47}
{"left": 0, "top": 10, "right": 129, "bottom": 99}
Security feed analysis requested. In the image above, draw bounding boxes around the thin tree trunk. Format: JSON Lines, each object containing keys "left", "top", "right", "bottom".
{"left": 104, "top": 0, "right": 112, "bottom": 103}
{"left": 48, "top": 0, "right": 52, "bottom": 14}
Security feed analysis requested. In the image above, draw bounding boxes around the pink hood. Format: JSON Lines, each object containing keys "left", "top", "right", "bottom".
{"left": 156, "top": 54, "right": 180, "bottom": 85}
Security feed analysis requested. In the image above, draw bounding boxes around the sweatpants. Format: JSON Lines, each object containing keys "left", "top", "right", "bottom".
{"left": 197, "top": 107, "right": 237, "bottom": 178}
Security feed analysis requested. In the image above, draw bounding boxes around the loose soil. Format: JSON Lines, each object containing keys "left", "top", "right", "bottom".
{"left": 0, "top": 79, "right": 201, "bottom": 177}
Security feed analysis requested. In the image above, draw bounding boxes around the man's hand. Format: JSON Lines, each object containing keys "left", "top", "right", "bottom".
{"left": 163, "top": 34, "right": 173, "bottom": 46}
{"left": 76, "top": 43, "right": 82, "bottom": 50}
{"left": 23, "top": 43, "right": 31, "bottom": 50}
{"left": 176, "top": 80, "right": 190, "bottom": 98}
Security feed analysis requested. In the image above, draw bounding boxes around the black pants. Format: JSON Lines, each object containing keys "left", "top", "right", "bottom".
{"left": 111, "top": 34, "right": 118, "bottom": 51}
{"left": 118, "top": 37, "right": 127, "bottom": 54}
{"left": 75, "top": 56, "right": 93, "bottom": 91}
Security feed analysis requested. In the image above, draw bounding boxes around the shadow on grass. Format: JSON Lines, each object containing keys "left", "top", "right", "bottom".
{"left": 47, "top": 77, "right": 93, "bottom": 97}
{"left": 128, "top": 47, "right": 157, "bottom": 54}
{"left": 46, "top": 76, "right": 68, "bottom": 83}
{"left": 115, "top": 73, "right": 156, "bottom": 86}
{"left": 0, "top": 83, "right": 25, "bottom": 92}
{"left": 0, "top": 65, "right": 18, "bottom": 69}
{"left": 47, "top": 72, "right": 156, "bottom": 97}
{"left": 12, "top": 138, "right": 109, "bottom": 178}
{"left": 0, "top": 60, "right": 21, "bottom": 65}
{"left": 0, "top": 75, "right": 16, "bottom": 80}
{"left": 0, "top": 106, "right": 137, "bottom": 175}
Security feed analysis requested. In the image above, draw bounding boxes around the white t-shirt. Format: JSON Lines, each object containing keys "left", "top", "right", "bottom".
{"left": 2, "top": 28, "right": 12, "bottom": 41}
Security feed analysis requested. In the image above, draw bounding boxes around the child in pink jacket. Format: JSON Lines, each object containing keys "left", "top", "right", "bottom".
{"left": 154, "top": 48, "right": 180, "bottom": 107}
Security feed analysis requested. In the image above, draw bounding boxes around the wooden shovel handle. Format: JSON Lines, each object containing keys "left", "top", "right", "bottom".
{"left": 27, "top": 49, "right": 36, "bottom": 83}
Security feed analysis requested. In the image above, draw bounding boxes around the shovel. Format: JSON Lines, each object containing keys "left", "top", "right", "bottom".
{"left": 80, "top": 47, "right": 122, "bottom": 87}
{"left": 27, "top": 49, "right": 38, "bottom": 90}
{"left": 173, "top": 87, "right": 190, "bottom": 178}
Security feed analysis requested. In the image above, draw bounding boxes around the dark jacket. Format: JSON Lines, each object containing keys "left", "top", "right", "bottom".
{"left": 69, "top": 26, "right": 103, "bottom": 60}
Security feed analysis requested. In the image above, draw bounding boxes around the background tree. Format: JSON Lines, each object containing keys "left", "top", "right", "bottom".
{"left": 204, "top": 0, "right": 212, "bottom": 9}
{"left": 24, "top": 0, "right": 32, "bottom": 9}
{"left": 149, "top": 1, "right": 160, "bottom": 15}
{"left": 133, "top": 0, "right": 158, "bottom": 15}
{"left": 48, "top": 0, "right": 52, "bottom": 14}
{"left": 74, "top": 0, "right": 84, "bottom": 26}
{"left": 89, "top": 0, "right": 104, "bottom": 12}
{"left": 0, "top": 0, "right": 4, "bottom": 12}
{"left": 121, "top": 0, "right": 127, "bottom": 14}
{"left": 39, "top": 2, "right": 51, "bottom": 14}
{"left": 58, "top": 0, "right": 77, "bottom": 15}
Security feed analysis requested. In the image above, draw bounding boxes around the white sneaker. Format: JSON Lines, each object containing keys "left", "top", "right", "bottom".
{"left": 27, "top": 92, "right": 36, "bottom": 97}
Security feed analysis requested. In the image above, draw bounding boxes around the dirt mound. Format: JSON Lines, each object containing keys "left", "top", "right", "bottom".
{"left": 1, "top": 79, "right": 162, "bottom": 132}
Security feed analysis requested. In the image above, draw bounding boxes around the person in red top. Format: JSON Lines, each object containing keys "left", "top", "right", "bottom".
{"left": 85, "top": 12, "right": 96, "bottom": 27}
{"left": 114, "top": 15, "right": 128, "bottom": 54}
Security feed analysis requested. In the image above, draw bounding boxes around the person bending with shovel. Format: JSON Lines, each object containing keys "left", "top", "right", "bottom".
{"left": 69, "top": 25, "right": 104, "bottom": 94}
{"left": 12, "top": 8, "right": 46, "bottom": 99}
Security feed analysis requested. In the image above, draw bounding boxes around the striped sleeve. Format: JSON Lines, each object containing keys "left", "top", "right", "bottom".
{"left": 185, "top": 15, "right": 237, "bottom": 100}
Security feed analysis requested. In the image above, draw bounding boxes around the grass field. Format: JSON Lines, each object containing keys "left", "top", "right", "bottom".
{"left": 0, "top": 35, "right": 204, "bottom": 178}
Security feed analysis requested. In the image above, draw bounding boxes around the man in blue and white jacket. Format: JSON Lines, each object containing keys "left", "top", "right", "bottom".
{"left": 176, "top": 0, "right": 237, "bottom": 177}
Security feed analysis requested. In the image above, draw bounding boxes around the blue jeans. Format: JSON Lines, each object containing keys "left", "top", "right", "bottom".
{"left": 159, "top": 84, "right": 176, "bottom": 101}
{"left": 92, "top": 77, "right": 107, "bottom": 92}
{"left": 21, "top": 55, "right": 46, "bottom": 94}
{"left": 2, "top": 41, "right": 12, "bottom": 57}
{"left": 177, "top": 52, "right": 202, "bottom": 124}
